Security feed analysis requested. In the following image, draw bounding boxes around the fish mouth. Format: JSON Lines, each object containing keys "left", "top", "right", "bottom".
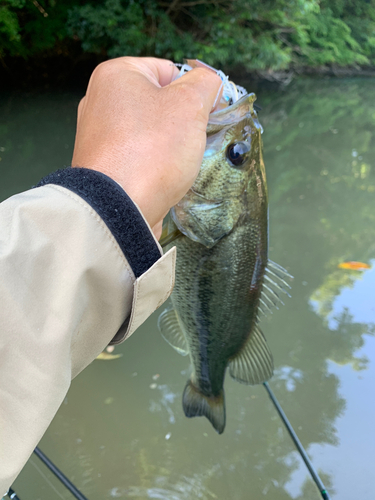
{"left": 212, "top": 92, "right": 256, "bottom": 114}
{"left": 209, "top": 93, "right": 256, "bottom": 122}
{"left": 207, "top": 93, "right": 258, "bottom": 133}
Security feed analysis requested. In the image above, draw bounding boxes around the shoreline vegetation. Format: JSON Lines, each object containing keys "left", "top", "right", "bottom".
{"left": 1, "top": 0, "right": 375, "bottom": 88}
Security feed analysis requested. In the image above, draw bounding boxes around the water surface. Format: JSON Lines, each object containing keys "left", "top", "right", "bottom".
{"left": 1, "top": 78, "right": 374, "bottom": 500}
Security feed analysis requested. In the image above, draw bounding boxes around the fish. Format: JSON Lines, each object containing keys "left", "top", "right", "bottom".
{"left": 158, "top": 91, "right": 291, "bottom": 434}
{"left": 96, "top": 352, "right": 123, "bottom": 360}
{"left": 338, "top": 261, "right": 371, "bottom": 271}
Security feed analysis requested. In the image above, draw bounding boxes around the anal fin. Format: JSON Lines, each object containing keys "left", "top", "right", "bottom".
{"left": 229, "top": 325, "right": 273, "bottom": 385}
{"left": 157, "top": 306, "right": 189, "bottom": 356}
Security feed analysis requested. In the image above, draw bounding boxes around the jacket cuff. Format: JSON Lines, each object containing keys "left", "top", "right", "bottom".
{"left": 35, "top": 167, "right": 161, "bottom": 278}
{"left": 35, "top": 167, "right": 176, "bottom": 345}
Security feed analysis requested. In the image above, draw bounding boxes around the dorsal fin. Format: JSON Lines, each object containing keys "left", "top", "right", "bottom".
{"left": 257, "top": 260, "right": 293, "bottom": 320}
{"left": 229, "top": 325, "right": 273, "bottom": 385}
{"left": 157, "top": 306, "right": 189, "bottom": 356}
{"left": 266, "top": 260, "right": 293, "bottom": 288}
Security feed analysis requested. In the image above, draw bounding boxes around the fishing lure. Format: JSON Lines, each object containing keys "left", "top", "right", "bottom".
{"left": 174, "top": 59, "right": 247, "bottom": 107}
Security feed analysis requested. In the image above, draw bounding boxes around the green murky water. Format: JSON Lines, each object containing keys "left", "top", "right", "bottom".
{"left": 1, "top": 78, "right": 375, "bottom": 500}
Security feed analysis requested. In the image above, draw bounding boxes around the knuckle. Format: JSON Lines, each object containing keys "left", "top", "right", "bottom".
{"left": 119, "top": 56, "right": 136, "bottom": 65}
{"left": 77, "top": 97, "right": 85, "bottom": 120}
{"left": 91, "top": 59, "right": 122, "bottom": 82}
{"left": 78, "top": 97, "right": 85, "bottom": 111}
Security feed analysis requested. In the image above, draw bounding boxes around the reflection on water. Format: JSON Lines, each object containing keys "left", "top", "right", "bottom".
{"left": 310, "top": 263, "right": 375, "bottom": 371}
{"left": 149, "top": 384, "right": 178, "bottom": 425}
{"left": 1, "top": 78, "right": 375, "bottom": 499}
{"left": 274, "top": 367, "right": 303, "bottom": 392}
{"left": 110, "top": 462, "right": 221, "bottom": 499}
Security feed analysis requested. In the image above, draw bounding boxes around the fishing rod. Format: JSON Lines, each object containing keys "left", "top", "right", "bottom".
{"left": 5, "top": 487, "right": 21, "bottom": 500}
{"left": 33, "top": 447, "right": 89, "bottom": 500}
{"left": 5, "top": 447, "right": 88, "bottom": 500}
{"left": 263, "top": 381, "right": 331, "bottom": 500}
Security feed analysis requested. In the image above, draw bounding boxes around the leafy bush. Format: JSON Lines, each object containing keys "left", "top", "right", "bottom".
{"left": 1, "top": 0, "right": 375, "bottom": 71}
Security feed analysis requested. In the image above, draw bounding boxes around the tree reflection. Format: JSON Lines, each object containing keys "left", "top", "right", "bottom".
{"left": 259, "top": 77, "right": 375, "bottom": 351}
{"left": 310, "top": 269, "right": 360, "bottom": 319}
{"left": 325, "top": 308, "right": 374, "bottom": 370}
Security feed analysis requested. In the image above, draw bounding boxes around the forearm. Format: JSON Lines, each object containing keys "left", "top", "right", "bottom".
{"left": 0, "top": 168, "right": 175, "bottom": 492}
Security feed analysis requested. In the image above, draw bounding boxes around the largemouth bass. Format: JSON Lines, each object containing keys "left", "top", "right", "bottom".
{"left": 159, "top": 89, "right": 291, "bottom": 434}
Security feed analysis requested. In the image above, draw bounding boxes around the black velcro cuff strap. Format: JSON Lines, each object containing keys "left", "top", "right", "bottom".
{"left": 35, "top": 167, "right": 162, "bottom": 278}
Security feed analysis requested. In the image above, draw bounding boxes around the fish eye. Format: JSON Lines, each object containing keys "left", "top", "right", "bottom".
{"left": 226, "top": 141, "right": 250, "bottom": 167}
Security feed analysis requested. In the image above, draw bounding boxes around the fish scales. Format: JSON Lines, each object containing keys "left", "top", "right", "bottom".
{"left": 159, "top": 92, "right": 289, "bottom": 434}
{"left": 172, "top": 218, "right": 266, "bottom": 392}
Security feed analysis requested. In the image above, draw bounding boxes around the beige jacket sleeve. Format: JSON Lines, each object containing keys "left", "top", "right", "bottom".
{"left": 0, "top": 175, "right": 176, "bottom": 493}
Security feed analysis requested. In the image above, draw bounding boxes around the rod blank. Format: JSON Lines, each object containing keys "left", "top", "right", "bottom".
{"left": 6, "top": 488, "right": 21, "bottom": 500}
{"left": 263, "top": 382, "right": 331, "bottom": 500}
{"left": 33, "top": 447, "right": 89, "bottom": 500}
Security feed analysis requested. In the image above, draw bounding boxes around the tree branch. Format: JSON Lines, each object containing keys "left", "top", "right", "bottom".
{"left": 30, "top": 0, "right": 48, "bottom": 17}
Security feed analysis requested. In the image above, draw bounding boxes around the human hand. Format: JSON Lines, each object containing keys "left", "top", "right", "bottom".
{"left": 71, "top": 57, "right": 222, "bottom": 239}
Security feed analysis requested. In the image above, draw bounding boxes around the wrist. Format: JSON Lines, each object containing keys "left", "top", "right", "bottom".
{"left": 35, "top": 167, "right": 163, "bottom": 276}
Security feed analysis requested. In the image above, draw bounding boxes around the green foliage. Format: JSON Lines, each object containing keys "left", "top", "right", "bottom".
{"left": 0, "top": 0, "right": 25, "bottom": 56}
{"left": 0, "top": 0, "right": 77, "bottom": 58}
{"left": 2, "top": 0, "right": 375, "bottom": 70}
{"left": 67, "top": 0, "right": 146, "bottom": 56}
{"left": 294, "top": 6, "right": 370, "bottom": 65}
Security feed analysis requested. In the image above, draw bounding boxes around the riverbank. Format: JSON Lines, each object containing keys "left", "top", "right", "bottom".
{"left": 2, "top": 54, "right": 375, "bottom": 91}
{"left": 0, "top": 54, "right": 103, "bottom": 91}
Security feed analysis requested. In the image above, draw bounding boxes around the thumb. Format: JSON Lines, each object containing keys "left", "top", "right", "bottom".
{"left": 168, "top": 67, "right": 224, "bottom": 119}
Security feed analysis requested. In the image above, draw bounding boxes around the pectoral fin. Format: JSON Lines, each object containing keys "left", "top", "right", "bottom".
{"left": 157, "top": 306, "right": 189, "bottom": 356}
{"left": 171, "top": 189, "right": 242, "bottom": 248}
{"left": 159, "top": 226, "right": 183, "bottom": 248}
{"left": 229, "top": 325, "right": 273, "bottom": 384}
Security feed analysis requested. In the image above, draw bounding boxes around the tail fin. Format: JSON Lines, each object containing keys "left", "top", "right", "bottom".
{"left": 182, "top": 380, "right": 226, "bottom": 434}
